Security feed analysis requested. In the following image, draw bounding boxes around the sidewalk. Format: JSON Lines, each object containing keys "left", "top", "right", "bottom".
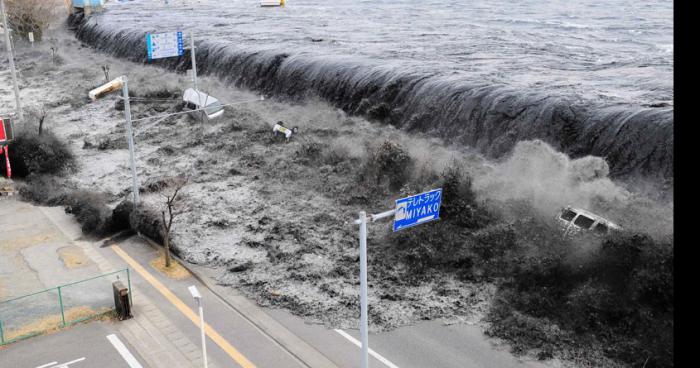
{"left": 39, "top": 203, "right": 216, "bottom": 368}
{"left": 0, "top": 198, "right": 210, "bottom": 368}
{"left": 39, "top": 201, "right": 336, "bottom": 368}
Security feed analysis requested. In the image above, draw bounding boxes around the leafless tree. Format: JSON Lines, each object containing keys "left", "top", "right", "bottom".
{"left": 37, "top": 107, "right": 46, "bottom": 135}
{"left": 161, "top": 176, "right": 188, "bottom": 268}
{"left": 4, "top": 0, "right": 60, "bottom": 41}
{"left": 101, "top": 65, "right": 110, "bottom": 82}
{"left": 50, "top": 46, "right": 58, "bottom": 65}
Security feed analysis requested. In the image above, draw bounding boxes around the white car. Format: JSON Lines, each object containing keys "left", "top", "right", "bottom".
{"left": 557, "top": 206, "right": 622, "bottom": 237}
{"left": 182, "top": 88, "right": 224, "bottom": 121}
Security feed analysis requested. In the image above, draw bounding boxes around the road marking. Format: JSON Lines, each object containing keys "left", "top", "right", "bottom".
{"left": 35, "top": 362, "right": 58, "bottom": 368}
{"left": 36, "top": 357, "right": 86, "bottom": 368}
{"left": 111, "top": 245, "right": 256, "bottom": 368}
{"left": 56, "top": 358, "right": 86, "bottom": 367}
{"left": 107, "top": 334, "right": 143, "bottom": 368}
{"left": 334, "top": 329, "right": 400, "bottom": 368}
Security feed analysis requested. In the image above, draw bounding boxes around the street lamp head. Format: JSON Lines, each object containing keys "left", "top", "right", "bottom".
{"left": 88, "top": 75, "right": 127, "bottom": 101}
{"left": 188, "top": 285, "right": 202, "bottom": 299}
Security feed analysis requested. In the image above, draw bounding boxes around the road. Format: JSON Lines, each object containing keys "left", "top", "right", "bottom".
{"left": 0, "top": 322, "right": 147, "bottom": 368}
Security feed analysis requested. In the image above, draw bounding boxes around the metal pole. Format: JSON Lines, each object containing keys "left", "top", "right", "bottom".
{"left": 358, "top": 211, "right": 369, "bottom": 368}
{"left": 126, "top": 268, "right": 133, "bottom": 306}
{"left": 57, "top": 286, "right": 66, "bottom": 327}
{"left": 197, "top": 298, "right": 208, "bottom": 368}
{"left": 190, "top": 32, "right": 198, "bottom": 91}
{"left": 121, "top": 77, "right": 140, "bottom": 204}
{"left": 0, "top": 0, "right": 23, "bottom": 122}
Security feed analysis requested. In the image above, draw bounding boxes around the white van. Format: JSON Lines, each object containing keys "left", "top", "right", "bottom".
{"left": 557, "top": 206, "right": 622, "bottom": 237}
{"left": 182, "top": 88, "right": 224, "bottom": 121}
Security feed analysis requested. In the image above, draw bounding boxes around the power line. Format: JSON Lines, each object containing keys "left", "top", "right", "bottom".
{"left": 111, "top": 96, "right": 265, "bottom": 124}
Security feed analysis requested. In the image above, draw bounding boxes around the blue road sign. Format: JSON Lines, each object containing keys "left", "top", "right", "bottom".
{"left": 146, "top": 31, "right": 184, "bottom": 60}
{"left": 393, "top": 188, "right": 442, "bottom": 231}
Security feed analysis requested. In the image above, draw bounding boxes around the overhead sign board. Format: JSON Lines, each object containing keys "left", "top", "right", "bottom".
{"left": 146, "top": 31, "right": 184, "bottom": 60}
{"left": 393, "top": 188, "right": 442, "bottom": 231}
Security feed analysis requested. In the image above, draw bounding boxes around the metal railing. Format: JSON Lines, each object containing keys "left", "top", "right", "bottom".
{"left": 0, "top": 268, "right": 131, "bottom": 345}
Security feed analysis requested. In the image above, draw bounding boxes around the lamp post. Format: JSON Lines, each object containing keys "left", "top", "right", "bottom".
{"left": 0, "top": 0, "right": 23, "bottom": 122}
{"left": 88, "top": 76, "right": 140, "bottom": 204}
{"left": 188, "top": 285, "right": 208, "bottom": 368}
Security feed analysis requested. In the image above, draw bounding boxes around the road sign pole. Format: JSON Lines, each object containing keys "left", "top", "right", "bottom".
{"left": 190, "top": 32, "right": 198, "bottom": 91}
{"left": 121, "top": 77, "right": 140, "bottom": 205}
{"left": 352, "top": 189, "right": 441, "bottom": 368}
{"left": 1, "top": 0, "right": 23, "bottom": 122}
{"left": 358, "top": 211, "right": 369, "bottom": 368}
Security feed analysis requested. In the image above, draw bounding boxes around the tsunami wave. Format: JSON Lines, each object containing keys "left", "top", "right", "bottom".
{"left": 69, "top": 13, "right": 673, "bottom": 188}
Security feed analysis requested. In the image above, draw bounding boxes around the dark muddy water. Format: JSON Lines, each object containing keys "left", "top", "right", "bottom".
{"left": 74, "top": 0, "right": 673, "bottom": 182}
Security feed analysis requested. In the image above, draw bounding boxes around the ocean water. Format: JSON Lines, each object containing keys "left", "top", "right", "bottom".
{"left": 106, "top": 0, "right": 673, "bottom": 105}
{"left": 73, "top": 0, "right": 673, "bottom": 182}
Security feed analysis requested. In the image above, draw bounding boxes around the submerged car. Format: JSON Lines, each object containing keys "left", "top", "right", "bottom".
{"left": 557, "top": 206, "right": 622, "bottom": 237}
{"left": 182, "top": 88, "right": 224, "bottom": 121}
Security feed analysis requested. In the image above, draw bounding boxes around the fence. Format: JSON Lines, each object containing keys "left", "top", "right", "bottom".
{"left": 0, "top": 268, "right": 130, "bottom": 345}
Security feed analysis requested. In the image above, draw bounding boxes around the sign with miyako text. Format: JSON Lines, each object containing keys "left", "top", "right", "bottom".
{"left": 393, "top": 188, "right": 442, "bottom": 231}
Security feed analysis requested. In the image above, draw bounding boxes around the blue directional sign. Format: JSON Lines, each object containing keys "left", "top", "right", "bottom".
{"left": 393, "top": 188, "right": 442, "bottom": 231}
{"left": 146, "top": 31, "right": 184, "bottom": 60}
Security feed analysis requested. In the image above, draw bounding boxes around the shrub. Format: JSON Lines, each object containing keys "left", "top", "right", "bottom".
{"left": 63, "top": 191, "right": 114, "bottom": 236}
{"left": 487, "top": 231, "right": 674, "bottom": 367}
{"left": 8, "top": 130, "right": 75, "bottom": 178}
{"left": 439, "top": 161, "right": 493, "bottom": 228}
{"left": 112, "top": 199, "right": 135, "bottom": 231}
{"left": 361, "top": 140, "right": 413, "bottom": 191}
{"left": 129, "top": 205, "right": 165, "bottom": 245}
{"left": 18, "top": 176, "right": 134, "bottom": 237}
{"left": 294, "top": 141, "right": 323, "bottom": 164}
{"left": 4, "top": 0, "right": 59, "bottom": 41}
{"left": 17, "top": 174, "right": 67, "bottom": 204}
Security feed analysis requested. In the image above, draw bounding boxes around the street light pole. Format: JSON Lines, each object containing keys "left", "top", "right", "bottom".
{"left": 354, "top": 208, "right": 395, "bottom": 368}
{"left": 88, "top": 75, "right": 141, "bottom": 205}
{"left": 188, "top": 285, "right": 208, "bottom": 368}
{"left": 121, "top": 76, "right": 140, "bottom": 205}
{"left": 358, "top": 211, "right": 369, "bottom": 368}
{"left": 0, "top": 0, "right": 24, "bottom": 122}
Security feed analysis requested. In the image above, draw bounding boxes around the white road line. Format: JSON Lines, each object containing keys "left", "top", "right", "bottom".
{"left": 334, "top": 329, "right": 400, "bottom": 368}
{"left": 56, "top": 357, "right": 86, "bottom": 367}
{"left": 35, "top": 362, "right": 58, "bottom": 368}
{"left": 106, "top": 334, "right": 143, "bottom": 368}
{"left": 36, "top": 357, "right": 86, "bottom": 368}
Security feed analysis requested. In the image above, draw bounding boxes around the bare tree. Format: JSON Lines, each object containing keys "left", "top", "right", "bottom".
{"left": 50, "top": 45, "right": 58, "bottom": 65}
{"left": 37, "top": 106, "right": 46, "bottom": 135}
{"left": 161, "top": 176, "right": 188, "bottom": 268}
{"left": 101, "top": 65, "right": 110, "bottom": 82}
{"left": 4, "top": 0, "right": 60, "bottom": 41}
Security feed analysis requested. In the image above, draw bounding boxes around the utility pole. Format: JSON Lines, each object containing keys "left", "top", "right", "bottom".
{"left": 89, "top": 76, "right": 141, "bottom": 204}
{"left": 121, "top": 76, "right": 140, "bottom": 205}
{"left": 190, "top": 32, "right": 198, "bottom": 91}
{"left": 357, "top": 211, "right": 370, "bottom": 368}
{"left": 0, "top": 0, "right": 23, "bottom": 122}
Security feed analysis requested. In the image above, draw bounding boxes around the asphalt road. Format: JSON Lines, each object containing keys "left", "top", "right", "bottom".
{"left": 0, "top": 321, "right": 147, "bottom": 368}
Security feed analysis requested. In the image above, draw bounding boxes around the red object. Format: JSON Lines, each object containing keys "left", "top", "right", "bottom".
{"left": 0, "top": 117, "right": 6, "bottom": 142}
{"left": 1, "top": 145, "right": 9, "bottom": 178}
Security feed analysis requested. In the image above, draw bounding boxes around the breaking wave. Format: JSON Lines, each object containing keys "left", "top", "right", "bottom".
{"left": 69, "top": 10, "right": 673, "bottom": 188}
